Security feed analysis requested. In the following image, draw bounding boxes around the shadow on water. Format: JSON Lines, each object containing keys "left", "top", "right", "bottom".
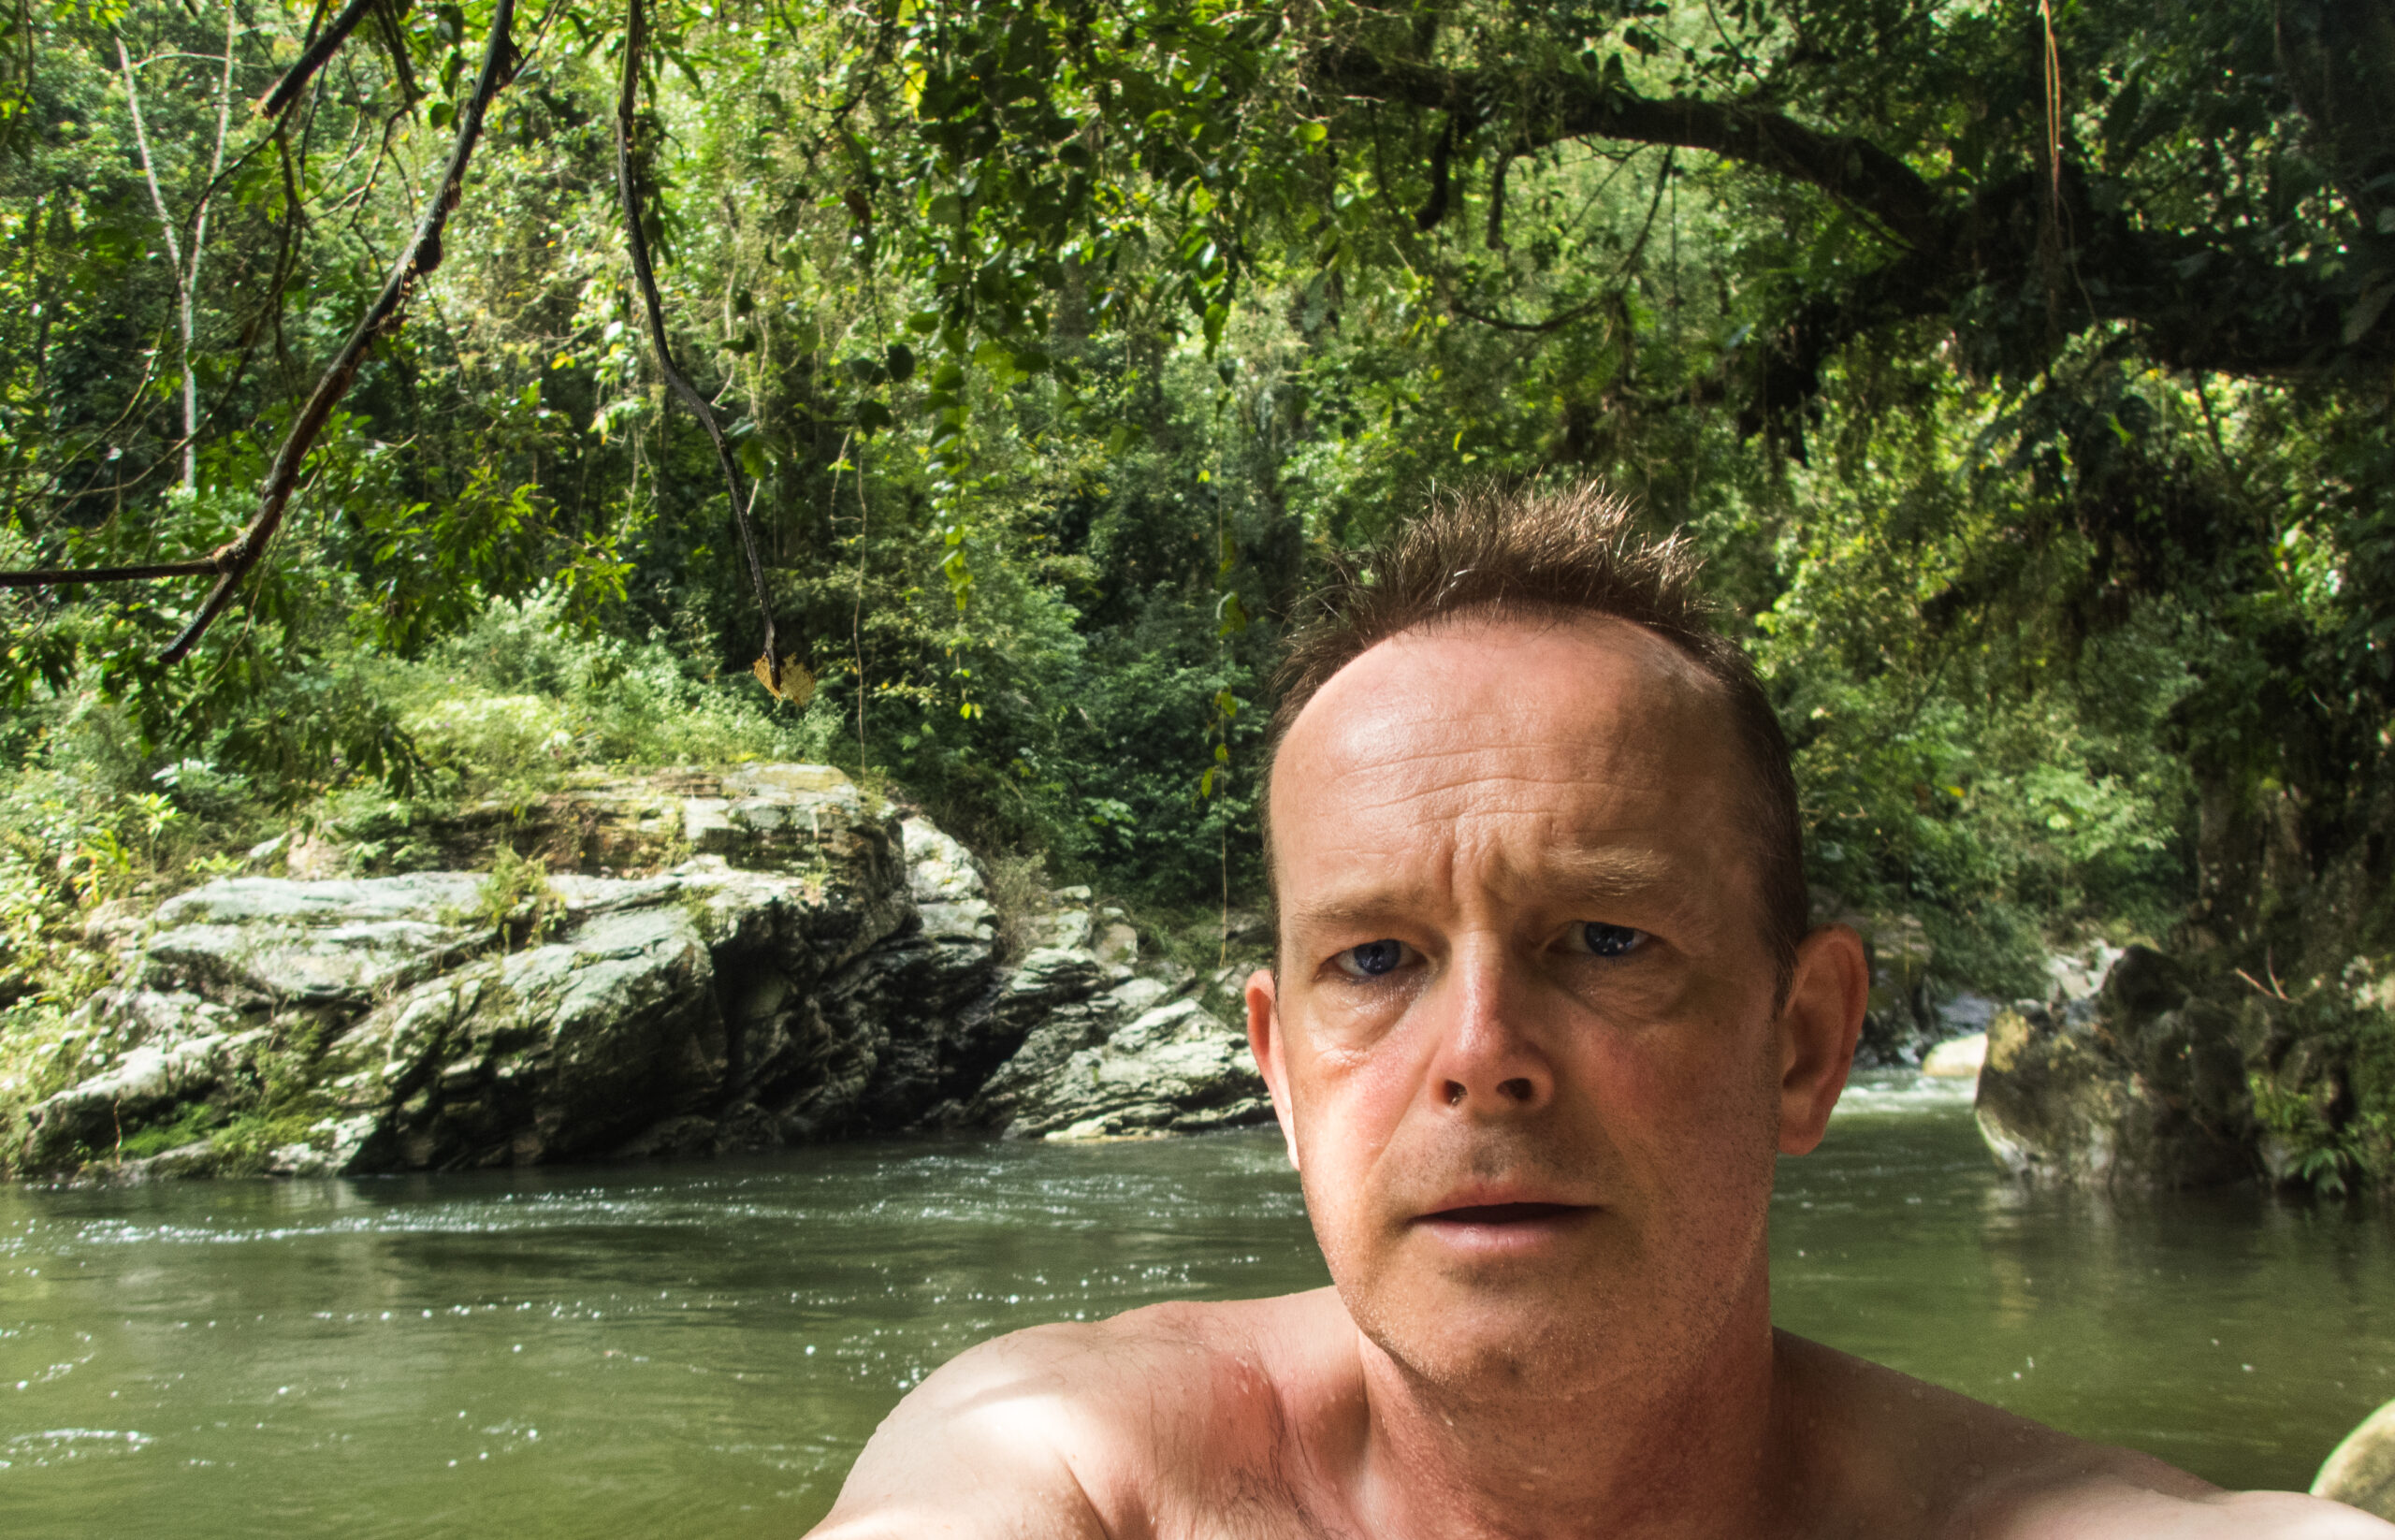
{"left": 1, "top": 1076, "right": 2388, "bottom": 1536}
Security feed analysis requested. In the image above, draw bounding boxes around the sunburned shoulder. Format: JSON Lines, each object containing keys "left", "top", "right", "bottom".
{"left": 1777, "top": 1332, "right": 2395, "bottom": 1539}
{"left": 805, "top": 1289, "right": 1352, "bottom": 1540}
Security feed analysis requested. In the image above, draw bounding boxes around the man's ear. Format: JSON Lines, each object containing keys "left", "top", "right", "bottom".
{"left": 1776, "top": 923, "right": 1869, "bottom": 1155}
{"left": 1244, "top": 966, "right": 1300, "bottom": 1171}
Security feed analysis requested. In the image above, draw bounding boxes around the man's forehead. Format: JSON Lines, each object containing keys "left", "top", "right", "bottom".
{"left": 1271, "top": 614, "right": 1735, "bottom": 820}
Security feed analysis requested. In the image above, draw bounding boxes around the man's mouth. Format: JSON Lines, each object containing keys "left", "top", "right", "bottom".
{"left": 1423, "top": 1201, "right": 1587, "bottom": 1225}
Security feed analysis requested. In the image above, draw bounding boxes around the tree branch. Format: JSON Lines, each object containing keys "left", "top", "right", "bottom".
{"left": 0, "top": 559, "right": 222, "bottom": 588}
{"left": 1317, "top": 44, "right": 2395, "bottom": 425}
{"left": 1314, "top": 49, "right": 1947, "bottom": 254}
{"left": 255, "top": 0, "right": 373, "bottom": 121}
{"left": 615, "top": 0, "right": 790, "bottom": 700}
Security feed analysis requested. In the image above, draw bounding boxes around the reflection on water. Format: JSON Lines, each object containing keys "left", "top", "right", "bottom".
{"left": 3, "top": 1074, "right": 2391, "bottom": 1536}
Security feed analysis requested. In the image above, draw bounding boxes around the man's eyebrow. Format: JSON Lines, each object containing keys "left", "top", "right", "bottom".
{"left": 1283, "top": 848, "right": 1685, "bottom": 934}
{"left": 1526, "top": 846, "right": 1676, "bottom": 898}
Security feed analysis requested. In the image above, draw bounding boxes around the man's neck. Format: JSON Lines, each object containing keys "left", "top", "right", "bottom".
{"left": 1340, "top": 1288, "right": 1788, "bottom": 1540}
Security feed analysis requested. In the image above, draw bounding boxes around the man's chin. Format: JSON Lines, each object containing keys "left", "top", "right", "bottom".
{"left": 1362, "top": 1307, "right": 1610, "bottom": 1395}
{"left": 1344, "top": 1264, "right": 1636, "bottom": 1395}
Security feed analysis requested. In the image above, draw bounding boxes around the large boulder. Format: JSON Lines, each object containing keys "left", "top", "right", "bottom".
{"left": 2316, "top": 1398, "right": 2395, "bottom": 1520}
{"left": 1973, "top": 945, "right": 2258, "bottom": 1187}
{"left": 18, "top": 1027, "right": 270, "bottom": 1169}
{"left": 15, "top": 768, "right": 984, "bottom": 1176}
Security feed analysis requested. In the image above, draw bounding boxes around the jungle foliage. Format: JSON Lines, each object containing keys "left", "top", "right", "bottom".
{"left": 1, "top": 0, "right": 2393, "bottom": 1171}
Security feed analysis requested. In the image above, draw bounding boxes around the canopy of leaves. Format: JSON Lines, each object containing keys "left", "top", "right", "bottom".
{"left": 0, "top": 0, "right": 2389, "bottom": 1023}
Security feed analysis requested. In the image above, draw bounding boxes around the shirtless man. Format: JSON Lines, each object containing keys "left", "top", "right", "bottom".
{"left": 810, "top": 486, "right": 2391, "bottom": 1538}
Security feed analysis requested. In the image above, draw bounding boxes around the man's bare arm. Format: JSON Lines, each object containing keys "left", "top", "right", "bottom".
{"left": 804, "top": 1326, "right": 1118, "bottom": 1540}
{"left": 1778, "top": 1334, "right": 2395, "bottom": 1540}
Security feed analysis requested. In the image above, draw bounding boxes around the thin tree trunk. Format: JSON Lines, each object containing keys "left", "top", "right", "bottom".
{"left": 117, "top": 33, "right": 187, "bottom": 485}
{"left": 116, "top": 4, "right": 237, "bottom": 496}
{"left": 183, "top": 0, "right": 237, "bottom": 490}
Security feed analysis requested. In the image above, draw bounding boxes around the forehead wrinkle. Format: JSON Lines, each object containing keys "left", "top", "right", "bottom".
{"left": 1282, "top": 772, "right": 1676, "bottom": 835}
{"left": 1284, "top": 701, "right": 1717, "bottom": 830}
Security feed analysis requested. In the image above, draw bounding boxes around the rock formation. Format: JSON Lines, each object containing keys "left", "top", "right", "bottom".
{"left": 1973, "top": 945, "right": 2260, "bottom": 1188}
{"left": 14, "top": 766, "right": 1272, "bottom": 1180}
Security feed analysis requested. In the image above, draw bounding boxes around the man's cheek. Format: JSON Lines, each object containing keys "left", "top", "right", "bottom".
{"left": 1589, "top": 1008, "right": 1765, "bottom": 1107}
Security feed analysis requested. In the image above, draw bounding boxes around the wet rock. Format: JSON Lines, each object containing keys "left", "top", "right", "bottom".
{"left": 2046, "top": 940, "right": 2126, "bottom": 1019}
{"left": 1923, "top": 1032, "right": 1987, "bottom": 1079}
{"left": 107, "top": 1140, "right": 224, "bottom": 1183}
{"left": 325, "top": 893, "right": 724, "bottom": 1170}
{"left": 1937, "top": 992, "right": 2001, "bottom": 1036}
{"left": 965, "top": 979, "right": 1270, "bottom": 1140}
{"left": 935, "top": 946, "right": 1110, "bottom": 1119}
{"left": 1035, "top": 908, "right": 1095, "bottom": 951}
{"left": 1006, "top": 997, "right": 1271, "bottom": 1140}
{"left": 20, "top": 1028, "right": 269, "bottom": 1169}
{"left": 20, "top": 767, "right": 980, "bottom": 1177}
{"left": 901, "top": 817, "right": 985, "bottom": 902}
{"left": 1973, "top": 946, "right": 2257, "bottom": 1188}
{"left": 2315, "top": 1397, "right": 2395, "bottom": 1519}
{"left": 135, "top": 874, "right": 486, "bottom": 1007}
{"left": 1830, "top": 910, "right": 1938, "bottom": 1068}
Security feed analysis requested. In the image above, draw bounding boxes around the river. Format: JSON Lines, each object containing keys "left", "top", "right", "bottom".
{"left": 5, "top": 1074, "right": 2393, "bottom": 1535}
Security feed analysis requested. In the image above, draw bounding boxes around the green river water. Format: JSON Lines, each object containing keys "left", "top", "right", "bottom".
{"left": 6, "top": 1073, "right": 2395, "bottom": 1536}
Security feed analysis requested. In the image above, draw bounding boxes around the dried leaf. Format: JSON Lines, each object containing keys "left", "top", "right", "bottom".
{"left": 752, "top": 653, "right": 818, "bottom": 706}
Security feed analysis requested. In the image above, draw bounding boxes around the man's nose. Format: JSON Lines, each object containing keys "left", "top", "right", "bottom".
{"left": 1424, "top": 940, "right": 1556, "bottom": 1114}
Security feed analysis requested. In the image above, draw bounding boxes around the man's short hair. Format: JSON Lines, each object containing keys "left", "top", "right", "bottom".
{"left": 1259, "top": 482, "right": 1807, "bottom": 997}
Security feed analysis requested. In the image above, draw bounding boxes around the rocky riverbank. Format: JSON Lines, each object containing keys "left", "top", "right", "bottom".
{"left": 23, "top": 763, "right": 2367, "bottom": 1196}
{"left": 10, "top": 765, "right": 1270, "bottom": 1180}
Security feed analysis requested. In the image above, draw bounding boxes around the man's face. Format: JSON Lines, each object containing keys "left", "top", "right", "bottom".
{"left": 1246, "top": 615, "right": 1858, "bottom": 1397}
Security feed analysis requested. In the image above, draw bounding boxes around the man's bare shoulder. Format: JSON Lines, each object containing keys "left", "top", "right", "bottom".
{"left": 805, "top": 1288, "right": 1356, "bottom": 1540}
{"left": 1777, "top": 1331, "right": 2395, "bottom": 1538}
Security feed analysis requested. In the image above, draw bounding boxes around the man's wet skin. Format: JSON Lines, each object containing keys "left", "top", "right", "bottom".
{"left": 808, "top": 615, "right": 2392, "bottom": 1539}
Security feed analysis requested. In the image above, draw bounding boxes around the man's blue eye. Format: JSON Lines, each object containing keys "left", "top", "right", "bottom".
{"left": 1580, "top": 923, "right": 1645, "bottom": 958}
{"left": 1343, "top": 939, "right": 1405, "bottom": 977}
